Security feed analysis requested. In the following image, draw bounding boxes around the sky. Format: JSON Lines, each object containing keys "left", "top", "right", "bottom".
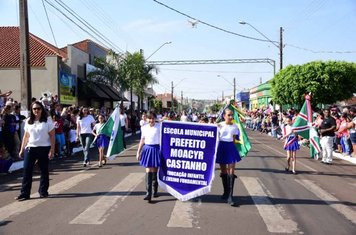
{"left": 1, "top": 0, "right": 356, "bottom": 100}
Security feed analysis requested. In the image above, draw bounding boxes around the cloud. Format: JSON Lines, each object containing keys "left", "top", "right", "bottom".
{"left": 122, "top": 19, "right": 183, "bottom": 33}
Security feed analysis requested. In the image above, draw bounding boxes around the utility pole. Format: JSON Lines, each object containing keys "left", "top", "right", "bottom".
{"left": 222, "top": 91, "right": 224, "bottom": 102}
{"left": 19, "top": 0, "right": 31, "bottom": 112}
{"left": 233, "top": 77, "right": 236, "bottom": 100}
{"left": 279, "top": 27, "right": 283, "bottom": 70}
{"left": 171, "top": 81, "right": 174, "bottom": 111}
{"left": 181, "top": 91, "right": 183, "bottom": 113}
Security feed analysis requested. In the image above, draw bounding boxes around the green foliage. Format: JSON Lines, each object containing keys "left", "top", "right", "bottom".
{"left": 271, "top": 61, "right": 356, "bottom": 106}
{"left": 209, "top": 103, "right": 224, "bottom": 113}
{"left": 150, "top": 99, "right": 162, "bottom": 113}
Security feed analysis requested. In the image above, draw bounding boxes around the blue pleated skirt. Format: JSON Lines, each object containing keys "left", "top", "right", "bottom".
{"left": 140, "top": 144, "right": 161, "bottom": 168}
{"left": 96, "top": 134, "right": 109, "bottom": 148}
{"left": 216, "top": 141, "right": 241, "bottom": 164}
{"left": 284, "top": 136, "right": 300, "bottom": 151}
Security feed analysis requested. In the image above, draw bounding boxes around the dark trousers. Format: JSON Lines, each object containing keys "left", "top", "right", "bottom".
{"left": 121, "top": 126, "right": 126, "bottom": 148}
{"left": 20, "top": 146, "right": 50, "bottom": 196}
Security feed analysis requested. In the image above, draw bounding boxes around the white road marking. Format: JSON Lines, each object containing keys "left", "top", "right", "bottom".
{"left": 250, "top": 136, "right": 317, "bottom": 172}
{"left": 70, "top": 172, "right": 145, "bottom": 225}
{"left": 240, "top": 176, "right": 298, "bottom": 233}
{"left": 167, "top": 200, "right": 194, "bottom": 228}
{"left": 0, "top": 173, "right": 96, "bottom": 222}
{"left": 296, "top": 179, "right": 356, "bottom": 225}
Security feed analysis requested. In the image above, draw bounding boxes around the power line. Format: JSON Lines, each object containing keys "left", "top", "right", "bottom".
{"left": 43, "top": 0, "right": 122, "bottom": 53}
{"left": 41, "top": 0, "right": 58, "bottom": 49}
{"left": 152, "top": 0, "right": 275, "bottom": 43}
{"left": 153, "top": 0, "right": 355, "bottom": 54}
{"left": 52, "top": 0, "right": 124, "bottom": 53}
{"left": 286, "top": 43, "right": 356, "bottom": 54}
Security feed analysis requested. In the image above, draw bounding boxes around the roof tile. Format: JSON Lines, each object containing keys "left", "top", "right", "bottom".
{"left": 0, "top": 26, "right": 67, "bottom": 68}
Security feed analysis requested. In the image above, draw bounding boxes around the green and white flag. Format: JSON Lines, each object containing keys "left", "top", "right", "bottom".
{"left": 292, "top": 94, "right": 321, "bottom": 159}
{"left": 98, "top": 106, "right": 124, "bottom": 160}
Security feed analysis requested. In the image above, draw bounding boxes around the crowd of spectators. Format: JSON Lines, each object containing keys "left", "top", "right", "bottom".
{"left": 244, "top": 106, "right": 356, "bottom": 158}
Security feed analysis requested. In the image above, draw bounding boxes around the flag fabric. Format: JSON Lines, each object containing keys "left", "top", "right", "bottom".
{"left": 229, "top": 104, "right": 252, "bottom": 157}
{"left": 98, "top": 106, "right": 124, "bottom": 160}
{"left": 292, "top": 94, "right": 321, "bottom": 159}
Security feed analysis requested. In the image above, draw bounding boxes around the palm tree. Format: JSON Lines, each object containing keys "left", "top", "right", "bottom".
{"left": 87, "top": 50, "right": 130, "bottom": 98}
{"left": 119, "top": 51, "right": 158, "bottom": 114}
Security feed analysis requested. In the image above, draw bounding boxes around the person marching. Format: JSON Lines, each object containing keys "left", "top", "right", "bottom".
{"left": 216, "top": 108, "right": 241, "bottom": 206}
{"left": 77, "top": 107, "right": 96, "bottom": 167}
{"left": 92, "top": 114, "right": 109, "bottom": 167}
{"left": 136, "top": 111, "right": 161, "bottom": 203}
{"left": 16, "top": 101, "right": 55, "bottom": 201}
{"left": 281, "top": 116, "right": 300, "bottom": 174}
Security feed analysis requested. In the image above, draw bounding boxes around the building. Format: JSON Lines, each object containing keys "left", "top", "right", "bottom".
{"left": 236, "top": 91, "right": 250, "bottom": 109}
{"left": 0, "top": 27, "right": 126, "bottom": 108}
{"left": 249, "top": 82, "right": 272, "bottom": 110}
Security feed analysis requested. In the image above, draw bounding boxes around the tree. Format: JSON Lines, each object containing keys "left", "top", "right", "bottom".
{"left": 87, "top": 50, "right": 130, "bottom": 104}
{"left": 119, "top": 51, "right": 158, "bottom": 114}
{"left": 271, "top": 61, "right": 356, "bottom": 107}
{"left": 208, "top": 102, "right": 224, "bottom": 113}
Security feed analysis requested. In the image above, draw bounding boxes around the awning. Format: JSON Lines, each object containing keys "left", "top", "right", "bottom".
{"left": 78, "top": 78, "right": 111, "bottom": 99}
{"left": 95, "top": 83, "right": 128, "bottom": 101}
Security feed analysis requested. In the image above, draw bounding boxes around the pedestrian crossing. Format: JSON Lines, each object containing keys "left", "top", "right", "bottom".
{"left": 0, "top": 172, "right": 355, "bottom": 233}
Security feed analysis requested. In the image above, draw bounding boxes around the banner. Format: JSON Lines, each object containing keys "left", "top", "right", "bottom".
{"left": 158, "top": 121, "right": 218, "bottom": 201}
{"left": 59, "top": 72, "right": 77, "bottom": 105}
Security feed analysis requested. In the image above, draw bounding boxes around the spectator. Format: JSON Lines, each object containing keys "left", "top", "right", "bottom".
{"left": 2, "top": 105, "right": 17, "bottom": 159}
{"left": 16, "top": 101, "right": 55, "bottom": 201}
{"left": 319, "top": 108, "right": 336, "bottom": 164}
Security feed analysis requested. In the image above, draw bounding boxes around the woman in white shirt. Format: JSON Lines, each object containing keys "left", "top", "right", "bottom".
{"left": 136, "top": 111, "right": 161, "bottom": 203}
{"left": 16, "top": 101, "right": 55, "bottom": 201}
{"left": 216, "top": 108, "right": 241, "bottom": 206}
{"left": 119, "top": 108, "right": 128, "bottom": 149}
{"left": 77, "top": 107, "right": 96, "bottom": 167}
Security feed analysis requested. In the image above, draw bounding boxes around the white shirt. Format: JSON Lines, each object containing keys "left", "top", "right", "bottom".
{"left": 119, "top": 113, "right": 127, "bottom": 127}
{"left": 180, "top": 115, "right": 189, "bottom": 122}
{"left": 218, "top": 122, "right": 239, "bottom": 142}
{"left": 24, "top": 118, "right": 54, "bottom": 147}
{"left": 140, "top": 119, "right": 147, "bottom": 127}
{"left": 142, "top": 123, "right": 161, "bottom": 145}
{"left": 350, "top": 117, "right": 356, "bottom": 134}
{"left": 77, "top": 115, "right": 95, "bottom": 134}
{"left": 93, "top": 123, "right": 104, "bottom": 133}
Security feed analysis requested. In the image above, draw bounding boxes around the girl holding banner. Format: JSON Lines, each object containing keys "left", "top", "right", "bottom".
{"left": 281, "top": 116, "right": 300, "bottom": 174}
{"left": 136, "top": 111, "right": 161, "bottom": 203}
{"left": 216, "top": 108, "right": 241, "bottom": 206}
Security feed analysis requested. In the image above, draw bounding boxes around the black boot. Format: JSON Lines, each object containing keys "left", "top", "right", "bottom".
{"left": 220, "top": 173, "right": 229, "bottom": 200}
{"left": 144, "top": 172, "right": 153, "bottom": 202}
{"left": 152, "top": 172, "right": 159, "bottom": 198}
{"left": 227, "top": 174, "right": 238, "bottom": 206}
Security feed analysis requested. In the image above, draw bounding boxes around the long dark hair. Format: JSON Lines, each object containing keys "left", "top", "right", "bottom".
{"left": 79, "top": 107, "right": 89, "bottom": 120}
{"left": 28, "top": 101, "right": 48, "bottom": 124}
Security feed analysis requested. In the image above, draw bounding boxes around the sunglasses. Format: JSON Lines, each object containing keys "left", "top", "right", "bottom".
{"left": 32, "top": 107, "right": 42, "bottom": 111}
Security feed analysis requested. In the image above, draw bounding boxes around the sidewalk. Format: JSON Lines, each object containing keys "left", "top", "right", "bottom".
{"left": 264, "top": 131, "right": 356, "bottom": 165}
{"left": 333, "top": 151, "right": 356, "bottom": 164}
{"left": 7, "top": 132, "right": 138, "bottom": 173}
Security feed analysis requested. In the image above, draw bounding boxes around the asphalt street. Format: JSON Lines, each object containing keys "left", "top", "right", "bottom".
{"left": 0, "top": 130, "right": 355, "bottom": 235}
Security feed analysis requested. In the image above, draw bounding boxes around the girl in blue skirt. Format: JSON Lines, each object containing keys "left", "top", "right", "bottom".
{"left": 216, "top": 108, "right": 241, "bottom": 206}
{"left": 136, "top": 111, "right": 161, "bottom": 203}
{"left": 281, "top": 116, "right": 300, "bottom": 174}
{"left": 92, "top": 115, "right": 109, "bottom": 167}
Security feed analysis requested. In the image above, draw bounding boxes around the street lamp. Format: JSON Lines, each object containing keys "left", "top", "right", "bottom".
{"left": 146, "top": 41, "right": 172, "bottom": 60}
{"left": 239, "top": 21, "right": 283, "bottom": 70}
{"left": 217, "top": 75, "right": 236, "bottom": 100}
